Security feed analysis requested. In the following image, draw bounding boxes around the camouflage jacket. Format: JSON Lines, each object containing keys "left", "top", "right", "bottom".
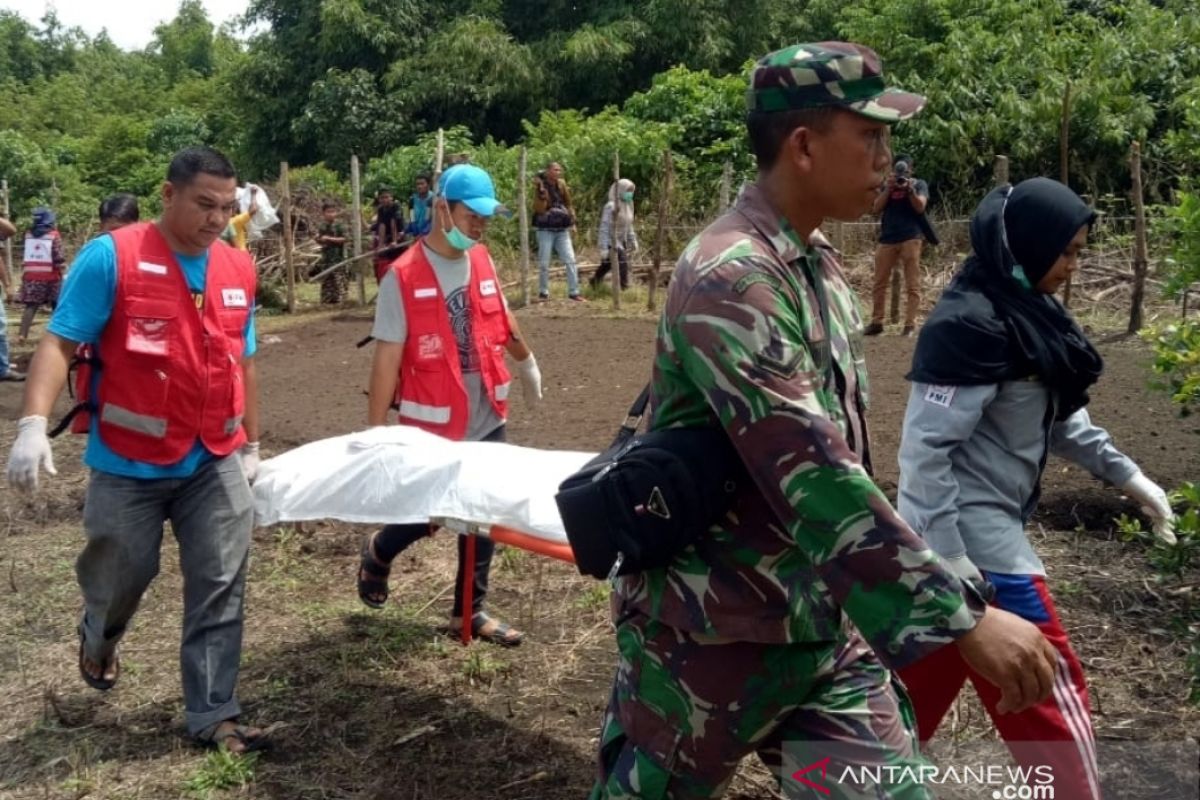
{"left": 614, "top": 182, "right": 984, "bottom": 670}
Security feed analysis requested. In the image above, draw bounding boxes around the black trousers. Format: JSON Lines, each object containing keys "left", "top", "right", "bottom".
{"left": 372, "top": 424, "right": 506, "bottom": 616}
{"left": 592, "top": 248, "right": 629, "bottom": 289}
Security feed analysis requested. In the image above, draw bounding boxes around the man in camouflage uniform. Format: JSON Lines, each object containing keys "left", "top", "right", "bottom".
{"left": 590, "top": 43, "right": 1059, "bottom": 800}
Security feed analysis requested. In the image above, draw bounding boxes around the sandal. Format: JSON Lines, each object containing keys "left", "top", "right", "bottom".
{"left": 450, "top": 611, "right": 523, "bottom": 647}
{"left": 77, "top": 625, "right": 119, "bottom": 691}
{"left": 357, "top": 533, "right": 391, "bottom": 609}
{"left": 196, "top": 719, "right": 272, "bottom": 754}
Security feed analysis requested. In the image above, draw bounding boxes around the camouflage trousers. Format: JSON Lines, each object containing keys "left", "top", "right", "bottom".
{"left": 319, "top": 264, "right": 347, "bottom": 304}
{"left": 589, "top": 611, "right": 933, "bottom": 800}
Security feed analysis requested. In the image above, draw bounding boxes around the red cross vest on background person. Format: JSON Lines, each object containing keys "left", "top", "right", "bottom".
{"left": 393, "top": 243, "right": 512, "bottom": 440}
{"left": 22, "top": 230, "right": 61, "bottom": 281}
{"left": 82, "top": 222, "right": 256, "bottom": 464}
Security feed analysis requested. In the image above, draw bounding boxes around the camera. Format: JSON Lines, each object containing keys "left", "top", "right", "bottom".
{"left": 893, "top": 161, "right": 911, "bottom": 187}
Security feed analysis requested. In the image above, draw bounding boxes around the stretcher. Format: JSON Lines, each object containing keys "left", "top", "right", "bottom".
{"left": 252, "top": 426, "right": 593, "bottom": 641}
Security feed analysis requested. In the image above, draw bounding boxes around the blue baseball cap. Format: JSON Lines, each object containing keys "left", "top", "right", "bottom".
{"left": 438, "top": 164, "right": 506, "bottom": 217}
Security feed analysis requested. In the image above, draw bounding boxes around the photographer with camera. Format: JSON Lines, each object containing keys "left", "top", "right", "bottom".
{"left": 866, "top": 154, "right": 930, "bottom": 336}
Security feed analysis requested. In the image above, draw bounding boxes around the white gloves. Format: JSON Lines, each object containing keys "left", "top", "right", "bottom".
{"left": 239, "top": 441, "right": 261, "bottom": 483}
{"left": 1122, "top": 471, "right": 1176, "bottom": 545}
{"left": 7, "top": 415, "right": 57, "bottom": 492}
{"left": 943, "top": 554, "right": 985, "bottom": 586}
{"left": 514, "top": 354, "right": 542, "bottom": 406}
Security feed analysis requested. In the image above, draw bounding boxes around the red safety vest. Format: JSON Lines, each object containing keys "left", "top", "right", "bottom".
{"left": 90, "top": 222, "right": 256, "bottom": 464}
{"left": 393, "top": 243, "right": 511, "bottom": 440}
{"left": 22, "top": 231, "right": 61, "bottom": 282}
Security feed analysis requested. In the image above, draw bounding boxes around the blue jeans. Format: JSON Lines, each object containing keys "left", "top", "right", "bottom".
{"left": 536, "top": 228, "right": 580, "bottom": 296}
{"left": 0, "top": 292, "right": 9, "bottom": 376}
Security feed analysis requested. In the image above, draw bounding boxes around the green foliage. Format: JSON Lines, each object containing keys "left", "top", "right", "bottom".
{"left": 363, "top": 127, "right": 474, "bottom": 204}
{"left": 151, "top": 0, "right": 216, "bottom": 81}
{"left": 1160, "top": 190, "right": 1200, "bottom": 298}
{"left": 3, "top": 0, "right": 1200, "bottom": 241}
{"left": 183, "top": 748, "right": 258, "bottom": 798}
{"left": 1143, "top": 322, "right": 1200, "bottom": 415}
{"left": 289, "top": 163, "right": 353, "bottom": 208}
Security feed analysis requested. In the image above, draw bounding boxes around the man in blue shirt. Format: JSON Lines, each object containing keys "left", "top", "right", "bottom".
{"left": 5, "top": 147, "right": 267, "bottom": 754}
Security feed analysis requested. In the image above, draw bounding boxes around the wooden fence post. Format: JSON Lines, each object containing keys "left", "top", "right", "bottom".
{"left": 280, "top": 161, "right": 295, "bottom": 313}
{"left": 719, "top": 161, "right": 733, "bottom": 212}
{"left": 518, "top": 146, "right": 530, "bottom": 307}
{"left": 611, "top": 151, "right": 622, "bottom": 310}
{"left": 351, "top": 155, "right": 365, "bottom": 305}
{"left": 1061, "top": 83, "right": 1076, "bottom": 307}
{"left": 434, "top": 128, "right": 445, "bottom": 184}
{"left": 993, "top": 155, "right": 1009, "bottom": 187}
{"left": 1128, "top": 141, "right": 1149, "bottom": 334}
{"left": 647, "top": 150, "right": 674, "bottom": 313}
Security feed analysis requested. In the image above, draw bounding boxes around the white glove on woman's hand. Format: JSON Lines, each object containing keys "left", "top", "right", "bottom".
{"left": 7, "top": 415, "right": 56, "bottom": 492}
{"left": 239, "top": 441, "right": 261, "bottom": 483}
{"left": 1122, "top": 472, "right": 1176, "bottom": 545}
{"left": 515, "top": 354, "right": 542, "bottom": 406}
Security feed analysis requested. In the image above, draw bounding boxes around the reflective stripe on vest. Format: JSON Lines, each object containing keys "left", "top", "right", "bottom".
{"left": 494, "top": 382, "right": 511, "bottom": 401}
{"left": 100, "top": 402, "right": 168, "bottom": 438}
{"left": 398, "top": 400, "right": 452, "bottom": 425}
{"left": 224, "top": 415, "right": 244, "bottom": 436}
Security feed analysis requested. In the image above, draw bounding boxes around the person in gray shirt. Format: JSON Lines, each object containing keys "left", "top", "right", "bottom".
{"left": 358, "top": 165, "right": 542, "bottom": 646}
{"left": 895, "top": 178, "right": 1176, "bottom": 800}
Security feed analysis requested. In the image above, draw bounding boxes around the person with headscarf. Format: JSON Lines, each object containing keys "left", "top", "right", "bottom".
{"left": 98, "top": 193, "right": 140, "bottom": 233}
{"left": 895, "top": 177, "right": 1176, "bottom": 800}
{"left": 590, "top": 179, "right": 638, "bottom": 291}
{"left": 17, "top": 207, "right": 66, "bottom": 342}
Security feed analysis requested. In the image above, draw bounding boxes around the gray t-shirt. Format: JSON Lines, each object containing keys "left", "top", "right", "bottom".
{"left": 373, "top": 244, "right": 505, "bottom": 440}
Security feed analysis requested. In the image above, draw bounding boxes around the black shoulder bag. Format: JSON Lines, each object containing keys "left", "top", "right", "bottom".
{"left": 555, "top": 386, "right": 744, "bottom": 580}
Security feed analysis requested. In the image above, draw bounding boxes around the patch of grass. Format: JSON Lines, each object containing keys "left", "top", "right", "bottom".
{"left": 263, "top": 675, "right": 293, "bottom": 702}
{"left": 461, "top": 649, "right": 505, "bottom": 684}
{"left": 1054, "top": 579, "right": 1082, "bottom": 598}
{"left": 424, "top": 635, "right": 453, "bottom": 658}
{"left": 299, "top": 598, "right": 361, "bottom": 625}
{"left": 183, "top": 749, "right": 259, "bottom": 798}
{"left": 495, "top": 545, "right": 527, "bottom": 573}
{"left": 573, "top": 582, "right": 611, "bottom": 611}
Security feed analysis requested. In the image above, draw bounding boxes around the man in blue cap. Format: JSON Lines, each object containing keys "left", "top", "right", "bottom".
{"left": 357, "top": 164, "right": 542, "bottom": 645}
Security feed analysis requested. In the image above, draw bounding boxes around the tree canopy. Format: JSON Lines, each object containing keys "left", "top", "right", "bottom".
{"left": 1, "top": 0, "right": 1198, "bottom": 230}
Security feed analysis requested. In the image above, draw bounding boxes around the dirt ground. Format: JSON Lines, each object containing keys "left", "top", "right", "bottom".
{"left": 0, "top": 300, "right": 1197, "bottom": 800}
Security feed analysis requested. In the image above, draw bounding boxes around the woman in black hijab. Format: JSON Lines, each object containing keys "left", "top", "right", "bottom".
{"left": 894, "top": 178, "right": 1176, "bottom": 800}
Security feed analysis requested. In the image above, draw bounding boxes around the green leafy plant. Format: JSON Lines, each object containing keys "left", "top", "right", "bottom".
{"left": 1142, "top": 322, "right": 1200, "bottom": 415}
{"left": 183, "top": 749, "right": 259, "bottom": 798}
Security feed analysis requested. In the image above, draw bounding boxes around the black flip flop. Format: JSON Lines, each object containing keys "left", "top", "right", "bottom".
{"left": 77, "top": 625, "right": 118, "bottom": 691}
{"left": 197, "top": 721, "right": 273, "bottom": 754}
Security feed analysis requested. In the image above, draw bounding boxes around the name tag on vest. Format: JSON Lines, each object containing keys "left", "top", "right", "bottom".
{"left": 221, "top": 288, "right": 248, "bottom": 308}
{"left": 923, "top": 384, "right": 957, "bottom": 408}
{"left": 479, "top": 279, "right": 497, "bottom": 296}
{"left": 137, "top": 261, "right": 168, "bottom": 275}
{"left": 24, "top": 238, "right": 52, "bottom": 262}
{"left": 414, "top": 287, "right": 438, "bottom": 300}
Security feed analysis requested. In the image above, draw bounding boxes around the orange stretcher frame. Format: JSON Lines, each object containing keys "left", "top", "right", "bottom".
{"left": 429, "top": 518, "right": 577, "bottom": 644}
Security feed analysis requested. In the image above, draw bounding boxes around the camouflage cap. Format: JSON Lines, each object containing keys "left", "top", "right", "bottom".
{"left": 747, "top": 42, "right": 926, "bottom": 123}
